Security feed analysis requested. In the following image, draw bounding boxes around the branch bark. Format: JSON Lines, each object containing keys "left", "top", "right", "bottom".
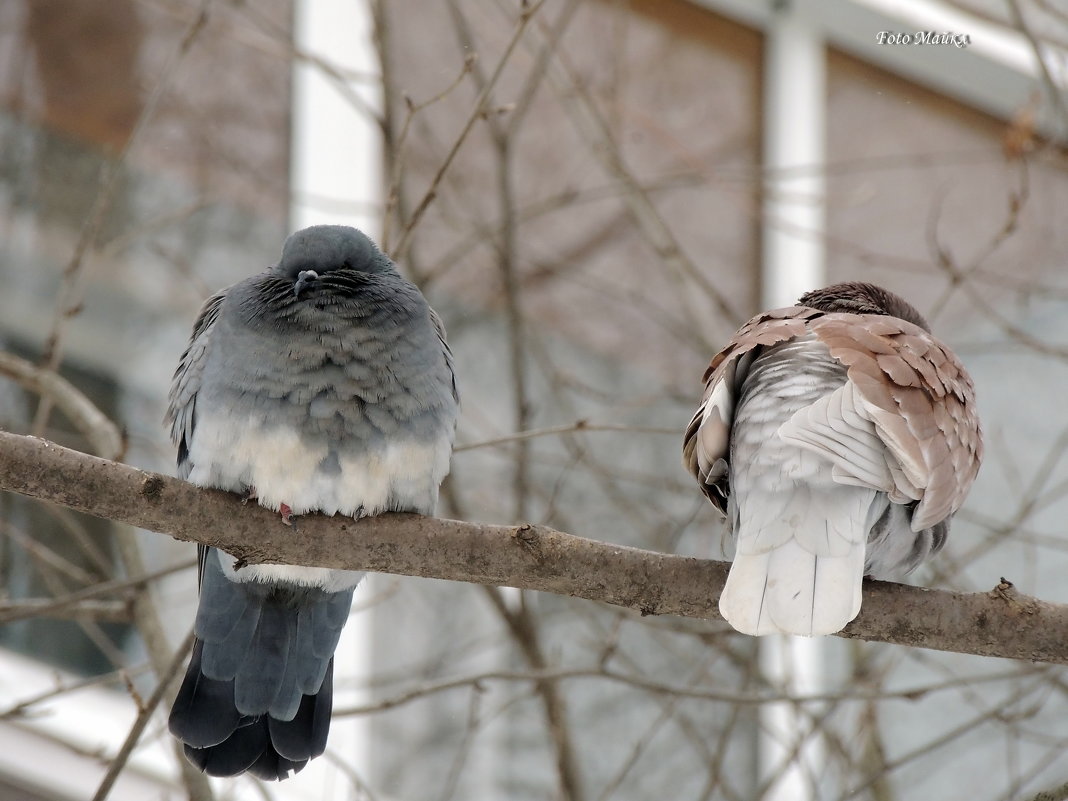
{"left": 1, "top": 430, "right": 1065, "bottom": 664}
{"left": 0, "top": 352, "right": 124, "bottom": 461}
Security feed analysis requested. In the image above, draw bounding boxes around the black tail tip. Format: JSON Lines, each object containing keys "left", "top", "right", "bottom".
{"left": 184, "top": 742, "right": 310, "bottom": 781}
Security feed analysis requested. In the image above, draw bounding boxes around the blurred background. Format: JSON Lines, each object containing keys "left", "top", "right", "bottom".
{"left": 1, "top": 0, "right": 1068, "bottom": 799}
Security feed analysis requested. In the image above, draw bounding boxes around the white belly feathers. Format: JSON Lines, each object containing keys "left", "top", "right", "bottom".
{"left": 185, "top": 407, "right": 452, "bottom": 589}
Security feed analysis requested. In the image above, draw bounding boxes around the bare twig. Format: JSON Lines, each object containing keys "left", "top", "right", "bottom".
{"left": 89, "top": 630, "right": 194, "bottom": 801}
{"left": 1, "top": 520, "right": 101, "bottom": 586}
{"left": 32, "top": 1, "right": 212, "bottom": 436}
{"left": 454, "top": 421, "right": 677, "bottom": 453}
{"left": 925, "top": 159, "right": 1031, "bottom": 323}
{"left": 335, "top": 662, "right": 1040, "bottom": 724}
{"left": 442, "top": 0, "right": 536, "bottom": 521}
{"left": 323, "top": 749, "right": 381, "bottom": 801}
{"left": 0, "top": 351, "right": 124, "bottom": 461}
{"left": 0, "top": 558, "right": 194, "bottom": 624}
{"left": 391, "top": 0, "right": 548, "bottom": 262}
{"left": 0, "top": 598, "right": 130, "bottom": 623}
{"left": 527, "top": 14, "right": 742, "bottom": 341}
{"left": 381, "top": 51, "right": 477, "bottom": 250}
{"left": 842, "top": 676, "right": 1050, "bottom": 799}
{"left": 1007, "top": 0, "right": 1068, "bottom": 143}
{"left": 594, "top": 693, "right": 677, "bottom": 801}
{"left": 5, "top": 343, "right": 211, "bottom": 795}
{"left": 7, "top": 316, "right": 211, "bottom": 797}
{"left": 435, "top": 680, "right": 484, "bottom": 801}
{"left": 482, "top": 586, "right": 585, "bottom": 801}
{"left": 0, "top": 663, "right": 152, "bottom": 720}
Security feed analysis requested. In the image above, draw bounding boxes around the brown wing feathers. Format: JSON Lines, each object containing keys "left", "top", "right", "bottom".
{"left": 810, "top": 314, "right": 981, "bottom": 530}
{"left": 684, "top": 298, "right": 981, "bottom": 532}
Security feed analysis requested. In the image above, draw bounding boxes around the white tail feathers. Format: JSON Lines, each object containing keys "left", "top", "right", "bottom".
{"left": 719, "top": 537, "right": 866, "bottom": 636}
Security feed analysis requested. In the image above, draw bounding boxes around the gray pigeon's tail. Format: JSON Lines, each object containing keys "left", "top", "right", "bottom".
{"left": 170, "top": 641, "right": 336, "bottom": 779}
{"left": 169, "top": 548, "right": 355, "bottom": 780}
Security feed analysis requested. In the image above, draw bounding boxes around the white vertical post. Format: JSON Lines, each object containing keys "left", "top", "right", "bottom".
{"left": 762, "top": 1, "right": 825, "bottom": 310}
{"left": 291, "top": 0, "right": 382, "bottom": 236}
{"left": 759, "top": 2, "right": 827, "bottom": 801}
{"left": 290, "top": 2, "right": 381, "bottom": 799}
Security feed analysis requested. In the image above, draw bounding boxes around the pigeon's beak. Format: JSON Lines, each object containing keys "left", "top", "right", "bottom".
{"left": 294, "top": 270, "right": 320, "bottom": 298}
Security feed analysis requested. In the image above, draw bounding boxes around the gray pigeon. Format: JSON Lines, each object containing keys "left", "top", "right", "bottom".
{"left": 166, "top": 225, "right": 458, "bottom": 779}
{"left": 683, "top": 282, "right": 982, "bottom": 636}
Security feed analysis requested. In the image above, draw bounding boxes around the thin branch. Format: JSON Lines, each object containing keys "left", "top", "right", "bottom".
{"left": 13, "top": 525, "right": 130, "bottom": 669}
{"left": 0, "top": 598, "right": 130, "bottom": 623}
{"left": 595, "top": 692, "right": 678, "bottom": 801}
{"left": 0, "top": 558, "right": 195, "bottom": 624}
{"left": 6, "top": 331, "right": 212, "bottom": 796}
{"left": 3, "top": 432, "right": 1068, "bottom": 664}
{"left": 528, "top": 15, "right": 742, "bottom": 339}
{"left": 442, "top": 0, "right": 535, "bottom": 522}
{"left": 482, "top": 586, "right": 585, "bottom": 801}
{"left": 33, "top": 0, "right": 212, "bottom": 435}
{"left": 0, "top": 351, "right": 124, "bottom": 461}
{"left": 391, "top": 0, "right": 548, "bottom": 262}
{"left": 1, "top": 520, "right": 101, "bottom": 586}
{"left": 841, "top": 676, "right": 1049, "bottom": 799}
{"left": 322, "top": 748, "right": 381, "bottom": 801}
{"left": 435, "top": 680, "right": 483, "bottom": 801}
{"left": 380, "top": 51, "right": 477, "bottom": 251}
{"left": 455, "top": 421, "right": 679, "bottom": 452}
{"left": 342, "top": 661, "right": 1035, "bottom": 713}
{"left": 0, "top": 663, "right": 151, "bottom": 720}
{"left": 112, "top": 522, "right": 208, "bottom": 798}
{"left": 1007, "top": 0, "right": 1068, "bottom": 143}
{"left": 89, "top": 630, "right": 195, "bottom": 801}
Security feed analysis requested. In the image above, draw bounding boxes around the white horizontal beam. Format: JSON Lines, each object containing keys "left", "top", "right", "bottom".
{"left": 693, "top": 0, "right": 1063, "bottom": 136}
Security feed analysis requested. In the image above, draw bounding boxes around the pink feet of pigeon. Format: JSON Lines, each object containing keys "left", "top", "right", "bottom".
{"left": 242, "top": 487, "right": 295, "bottom": 526}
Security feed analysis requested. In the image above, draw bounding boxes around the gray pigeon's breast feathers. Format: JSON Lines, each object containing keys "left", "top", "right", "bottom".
{"left": 181, "top": 268, "right": 457, "bottom": 527}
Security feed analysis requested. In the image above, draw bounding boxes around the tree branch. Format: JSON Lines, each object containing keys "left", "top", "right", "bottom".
{"left": 90, "top": 630, "right": 195, "bottom": 801}
{"left": 0, "top": 351, "right": 124, "bottom": 461}
{"left": 0, "top": 599, "right": 131, "bottom": 622}
{"left": 1, "top": 430, "right": 1066, "bottom": 664}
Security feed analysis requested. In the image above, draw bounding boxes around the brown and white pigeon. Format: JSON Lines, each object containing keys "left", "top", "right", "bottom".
{"left": 683, "top": 282, "right": 982, "bottom": 636}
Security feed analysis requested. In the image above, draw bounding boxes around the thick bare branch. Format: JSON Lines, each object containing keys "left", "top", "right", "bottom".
{"left": 1, "top": 430, "right": 1066, "bottom": 664}
{"left": 0, "top": 351, "right": 124, "bottom": 461}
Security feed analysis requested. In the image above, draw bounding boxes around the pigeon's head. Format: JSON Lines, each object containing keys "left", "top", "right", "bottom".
{"left": 798, "top": 281, "right": 930, "bottom": 332}
{"left": 276, "top": 225, "right": 394, "bottom": 297}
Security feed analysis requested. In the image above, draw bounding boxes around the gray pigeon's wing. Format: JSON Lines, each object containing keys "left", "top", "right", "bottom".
{"left": 682, "top": 306, "right": 817, "bottom": 515}
{"left": 166, "top": 290, "right": 226, "bottom": 479}
{"left": 429, "top": 307, "right": 460, "bottom": 406}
